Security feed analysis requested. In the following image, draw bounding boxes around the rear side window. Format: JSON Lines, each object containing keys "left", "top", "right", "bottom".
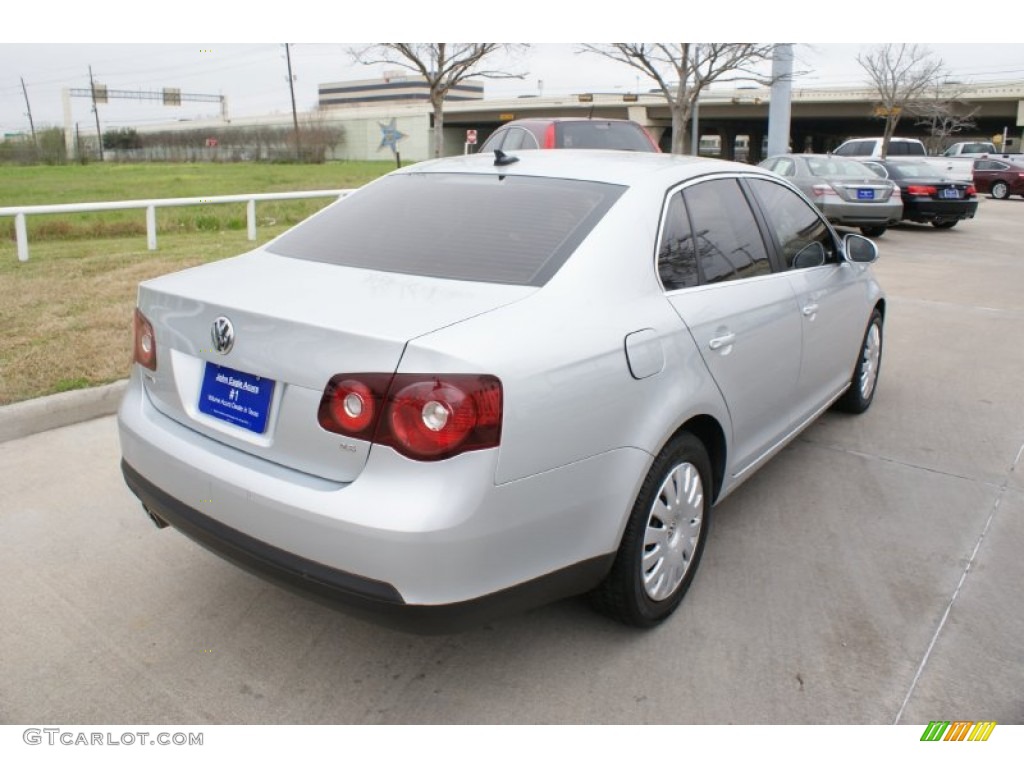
{"left": 266, "top": 173, "right": 624, "bottom": 286}
{"left": 500, "top": 128, "right": 537, "bottom": 151}
{"left": 682, "top": 179, "right": 771, "bottom": 283}
{"left": 556, "top": 121, "right": 654, "bottom": 151}
{"left": 765, "top": 157, "right": 796, "bottom": 176}
{"left": 657, "top": 193, "right": 699, "bottom": 291}
{"left": 890, "top": 141, "right": 925, "bottom": 156}
{"left": 478, "top": 129, "right": 506, "bottom": 152}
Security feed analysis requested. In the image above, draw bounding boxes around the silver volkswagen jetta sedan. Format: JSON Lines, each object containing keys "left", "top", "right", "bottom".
{"left": 118, "top": 150, "right": 884, "bottom": 631}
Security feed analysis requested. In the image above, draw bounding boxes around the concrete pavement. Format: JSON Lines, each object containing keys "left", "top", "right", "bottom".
{"left": 1, "top": 198, "right": 1022, "bottom": 724}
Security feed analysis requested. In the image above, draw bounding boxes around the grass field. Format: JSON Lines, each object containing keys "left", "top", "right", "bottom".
{"left": 0, "top": 161, "right": 393, "bottom": 241}
{"left": 0, "top": 161, "right": 393, "bottom": 405}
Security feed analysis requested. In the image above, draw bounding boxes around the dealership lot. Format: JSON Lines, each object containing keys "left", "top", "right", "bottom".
{"left": 1, "top": 197, "right": 1022, "bottom": 724}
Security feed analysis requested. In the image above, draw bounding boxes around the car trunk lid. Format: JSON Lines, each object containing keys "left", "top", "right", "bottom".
{"left": 137, "top": 248, "right": 532, "bottom": 482}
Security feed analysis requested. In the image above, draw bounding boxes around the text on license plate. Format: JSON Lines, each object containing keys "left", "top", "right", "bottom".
{"left": 198, "top": 363, "right": 275, "bottom": 434}
{"left": 942, "top": 188, "right": 962, "bottom": 199}
{"left": 856, "top": 189, "right": 875, "bottom": 200}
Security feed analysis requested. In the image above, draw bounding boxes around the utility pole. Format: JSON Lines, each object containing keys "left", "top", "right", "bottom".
{"left": 88, "top": 65, "right": 104, "bottom": 161}
{"left": 767, "top": 44, "right": 794, "bottom": 158}
{"left": 285, "top": 43, "right": 301, "bottom": 161}
{"left": 20, "top": 77, "right": 38, "bottom": 149}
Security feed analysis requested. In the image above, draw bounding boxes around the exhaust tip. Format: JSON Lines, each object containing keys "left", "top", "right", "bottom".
{"left": 142, "top": 505, "right": 169, "bottom": 529}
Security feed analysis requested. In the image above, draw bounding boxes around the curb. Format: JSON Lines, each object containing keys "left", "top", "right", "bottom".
{"left": 0, "top": 380, "right": 128, "bottom": 444}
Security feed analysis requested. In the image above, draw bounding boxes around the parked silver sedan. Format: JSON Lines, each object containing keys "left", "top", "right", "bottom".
{"left": 760, "top": 153, "right": 902, "bottom": 237}
{"left": 118, "top": 150, "right": 885, "bottom": 631}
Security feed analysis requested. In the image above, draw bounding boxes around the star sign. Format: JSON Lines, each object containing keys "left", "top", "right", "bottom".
{"left": 378, "top": 118, "right": 407, "bottom": 153}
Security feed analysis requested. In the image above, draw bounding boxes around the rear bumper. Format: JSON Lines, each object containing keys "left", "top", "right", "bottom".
{"left": 117, "top": 370, "right": 643, "bottom": 631}
{"left": 819, "top": 199, "right": 902, "bottom": 227}
{"left": 902, "top": 199, "right": 978, "bottom": 223}
{"left": 121, "top": 460, "right": 612, "bottom": 633}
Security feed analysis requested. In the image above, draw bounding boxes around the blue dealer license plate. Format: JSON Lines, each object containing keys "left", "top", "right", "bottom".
{"left": 942, "top": 188, "right": 962, "bottom": 199}
{"left": 856, "top": 188, "right": 875, "bottom": 200}
{"left": 198, "top": 364, "right": 275, "bottom": 434}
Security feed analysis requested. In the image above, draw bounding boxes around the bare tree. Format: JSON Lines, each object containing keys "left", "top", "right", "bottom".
{"left": 857, "top": 43, "right": 945, "bottom": 158}
{"left": 579, "top": 44, "right": 776, "bottom": 155}
{"left": 913, "top": 83, "right": 979, "bottom": 154}
{"left": 300, "top": 108, "right": 345, "bottom": 163}
{"left": 350, "top": 44, "right": 527, "bottom": 158}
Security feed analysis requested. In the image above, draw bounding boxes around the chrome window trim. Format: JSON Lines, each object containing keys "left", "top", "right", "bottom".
{"left": 654, "top": 172, "right": 784, "bottom": 295}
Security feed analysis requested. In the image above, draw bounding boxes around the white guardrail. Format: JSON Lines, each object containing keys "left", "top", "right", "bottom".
{"left": 0, "top": 189, "right": 354, "bottom": 262}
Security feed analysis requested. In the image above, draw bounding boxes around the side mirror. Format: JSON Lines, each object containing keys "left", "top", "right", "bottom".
{"left": 844, "top": 233, "right": 879, "bottom": 264}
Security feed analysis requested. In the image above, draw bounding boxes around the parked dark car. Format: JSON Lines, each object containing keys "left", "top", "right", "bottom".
{"left": 863, "top": 159, "right": 978, "bottom": 229}
{"left": 972, "top": 157, "right": 1024, "bottom": 199}
{"left": 478, "top": 118, "right": 660, "bottom": 154}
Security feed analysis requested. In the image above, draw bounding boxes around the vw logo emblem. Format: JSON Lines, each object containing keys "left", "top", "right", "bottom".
{"left": 211, "top": 316, "right": 235, "bottom": 355}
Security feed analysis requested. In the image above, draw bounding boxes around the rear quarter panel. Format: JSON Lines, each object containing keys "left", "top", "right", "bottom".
{"left": 398, "top": 185, "right": 731, "bottom": 486}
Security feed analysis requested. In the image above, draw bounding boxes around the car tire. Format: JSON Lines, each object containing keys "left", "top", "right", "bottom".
{"left": 931, "top": 220, "right": 959, "bottom": 229}
{"left": 860, "top": 226, "right": 887, "bottom": 238}
{"left": 589, "top": 432, "right": 711, "bottom": 627}
{"left": 990, "top": 181, "right": 1010, "bottom": 200}
{"left": 835, "top": 309, "right": 883, "bottom": 415}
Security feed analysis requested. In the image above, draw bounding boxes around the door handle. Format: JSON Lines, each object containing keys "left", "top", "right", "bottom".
{"left": 802, "top": 303, "right": 819, "bottom": 317}
{"left": 708, "top": 333, "right": 736, "bottom": 350}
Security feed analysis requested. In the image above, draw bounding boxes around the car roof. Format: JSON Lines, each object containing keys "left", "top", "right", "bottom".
{"left": 393, "top": 149, "right": 768, "bottom": 189}
{"left": 840, "top": 137, "right": 922, "bottom": 143}
{"left": 502, "top": 117, "right": 639, "bottom": 125}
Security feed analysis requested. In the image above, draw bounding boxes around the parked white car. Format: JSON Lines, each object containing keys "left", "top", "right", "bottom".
{"left": 834, "top": 137, "right": 973, "bottom": 181}
{"left": 119, "top": 150, "right": 886, "bottom": 631}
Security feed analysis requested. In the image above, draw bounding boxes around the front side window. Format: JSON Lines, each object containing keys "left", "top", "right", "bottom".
{"left": 682, "top": 179, "right": 771, "bottom": 284}
{"left": 836, "top": 140, "right": 873, "bottom": 156}
{"left": 747, "top": 178, "right": 837, "bottom": 270}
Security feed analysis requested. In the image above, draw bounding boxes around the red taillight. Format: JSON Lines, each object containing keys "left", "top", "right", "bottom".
{"left": 133, "top": 308, "right": 156, "bottom": 371}
{"left": 811, "top": 184, "right": 837, "bottom": 197}
{"left": 966, "top": 185, "right": 977, "bottom": 196}
{"left": 544, "top": 123, "right": 556, "bottom": 149}
{"left": 906, "top": 185, "right": 938, "bottom": 196}
{"left": 318, "top": 373, "right": 502, "bottom": 461}
{"left": 321, "top": 378, "right": 382, "bottom": 436}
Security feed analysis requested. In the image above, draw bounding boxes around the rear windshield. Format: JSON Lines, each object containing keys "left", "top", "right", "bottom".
{"left": 267, "top": 173, "right": 624, "bottom": 286}
{"left": 556, "top": 121, "right": 654, "bottom": 152}
{"left": 884, "top": 161, "right": 939, "bottom": 178}
{"left": 806, "top": 157, "right": 877, "bottom": 178}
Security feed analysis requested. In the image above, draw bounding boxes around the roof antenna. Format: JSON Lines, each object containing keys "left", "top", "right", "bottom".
{"left": 493, "top": 149, "right": 519, "bottom": 167}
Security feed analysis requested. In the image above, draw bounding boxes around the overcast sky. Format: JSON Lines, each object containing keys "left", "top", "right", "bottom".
{"left": 2, "top": 6, "right": 1022, "bottom": 135}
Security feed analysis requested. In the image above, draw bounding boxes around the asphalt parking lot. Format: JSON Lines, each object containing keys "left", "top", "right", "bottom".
{"left": 1, "top": 197, "right": 1022, "bottom": 725}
